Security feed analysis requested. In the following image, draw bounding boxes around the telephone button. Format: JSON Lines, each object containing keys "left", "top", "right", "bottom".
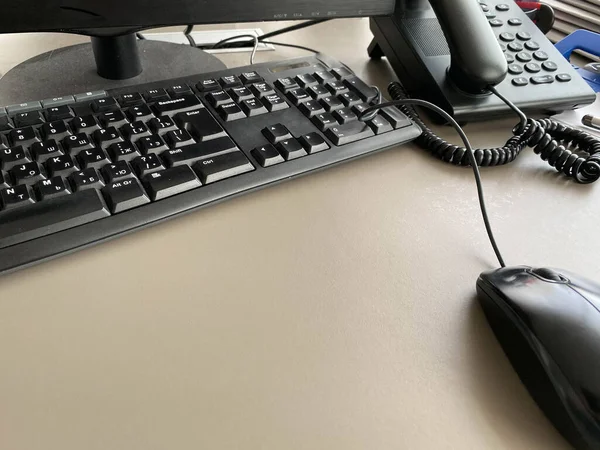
{"left": 508, "top": 18, "right": 522, "bottom": 26}
{"left": 530, "top": 75, "right": 554, "bottom": 85}
{"left": 512, "top": 77, "right": 529, "bottom": 87}
{"left": 525, "top": 63, "right": 541, "bottom": 73}
{"left": 499, "top": 33, "right": 515, "bottom": 42}
{"left": 489, "top": 19, "right": 503, "bottom": 27}
{"left": 496, "top": 4, "right": 510, "bottom": 11}
{"left": 516, "top": 52, "right": 532, "bottom": 62}
{"left": 542, "top": 61, "right": 558, "bottom": 72}
{"left": 524, "top": 41, "right": 541, "bottom": 51}
{"left": 556, "top": 74, "right": 572, "bottom": 82}
{"left": 508, "top": 64, "right": 523, "bottom": 75}
{"left": 508, "top": 42, "right": 523, "bottom": 52}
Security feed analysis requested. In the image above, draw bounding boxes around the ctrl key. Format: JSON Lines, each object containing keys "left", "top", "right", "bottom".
{"left": 102, "top": 178, "right": 150, "bottom": 213}
{"left": 192, "top": 151, "right": 254, "bottom": 184}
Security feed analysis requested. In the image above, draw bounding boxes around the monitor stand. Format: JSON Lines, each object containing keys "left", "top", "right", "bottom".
{"left": 0, "top": 33, "right": 227, "bottom": 105}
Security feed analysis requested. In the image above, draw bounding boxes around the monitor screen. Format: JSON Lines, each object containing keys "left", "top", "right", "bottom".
{"left": 0, "top": 0, "right": 396, "bottom": 35}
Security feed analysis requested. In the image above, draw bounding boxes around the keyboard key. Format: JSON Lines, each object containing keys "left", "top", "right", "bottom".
{"left": 174, "top": 109, "right": 226, "bottom": 142}
{"left": 6, "top": 102, "right": 42, "bottom": 115}
{"left": 62, "top": 133, "right": 95, "bottom": 155}
{"left": 102, "top": 178, "right": 150, "bottom": 213}
{"left": 229, "top": 87, "right": 254, "bottom": 103}
{"left": 142, "top": 165, "right": 202, "bottom": 201}
{"left": 381, "top": 107, "right": 411, "bottom": 129}
{"left": 126, "top": 104, "right": 154, "bottom": 122}
{"left": 70, "top": 168, "right": 105, "bottom": 191}
{"left": 192, "top": 151, "right": 254, "bottom": 184}
{"left": 131, "top": 153, "right": 165, "bottom": 177}
{"left": 367, "top": 115, "right": 393, "bottom": 135}
{"left": 240, "top": 71, "right": 263, "bottom": 85}
{"left": 148, "top": 116, "right": 178, "bottom": 135}
{"left": 77, "top": 148, "right": 110, "bottom": 170}
{"left": 98, "top": 110, "right": 129, "bottom": 128}
{"left": 34, "top": 176, "right": 71, "bottom": 200}
{"left": 31, "top": 140, "right": 62, "bottom": 162}
{"left": 240, "top": 98, "right": 268, "bottom": 117}
{"left": 326, "top": 81, "right": 349, "bottom": 96}
{"left": 144, "top": 88, "right": 170, "bottom": 102}
{"left": 45, "top": 155, "right": 78, "bottom": 177}
{"left": 321, "top": 96, "right": 344, "bottom": 112}
{"left": 14, "top": 111, "right": 44, "bottom": 128}
{"left": 299, "top": 133, "right": 329, "bottom": 154}
{"left": 0, "top": 115, "right": 14, "bottom": 132}
{"left": 136, "top": 135, "right": 169, "bottom": 155}
{"left": 91, "top": 97, "right": 119, "bottom": 113}
{"left": 119, "top": 93, "right": 144, "bottom": 107}
{"left": 10, "top": 162, "right": 45, "bottom": 186}
{"left": 299, "top": 100, "right": 326, "bottom": 118}
{"left": 219, "top": 75, "right": 243, "bottom": 89}
{"left": 287, "top": 88, "right": 311, "bottom": 105}
{"left": 74, "top": 91, "right": 107, "bottom": 102}
{"left": 344, "top": 77, "right": 378, "bottom": 102}
{"left": 262, "top": 124, "right": 293, "bottom": 144}
{"left": 196, "top": 79, "right": 220, "bottom": 92}
{"left": 312, "top": 112, "right": 338, "bottom": 131}
{"left": 168, "top": 84, "right": 193, "bottom": 97}
{"left": 252, "top": 144, "right": 284, "bottom": 167}
{"left": 1, "top": 147, "right": 31, "bottom": 170}
{"left": 218, "top": 102, "right": 246, "bottom": 121}
{"left": 101, "top": 161, "right": 133, "bottom": 183}
{"left": 165, "top": 129, "right": 195, "bottom": 148}
{"left": 161, "top": 136, "right": 238, "bottom": 167}
{"left": 262, "top": 94, "right": 288, "bottom": 112}
{"left": 250, "top": 82, "right": 276, "bottom": 98}
{"left": 333, "top": 107, "right": 358, "bottom": 124}
{"left": 207, "top": 90, "right": 233, "bottom": 108}
{"left": 339, "top": 91, "right": 362, "bottom": 107}
{"left": 332, "top": 67, "right": 353, "bottom": 80}
{"left": 0, "top": 189, "right": 110, "bottom": 248}
{"left": 308, "top": 85, "right": 330, "bottom": 100}
{"left": 295, "top": 73, "right": 318, "bottom": 87}
{"left": 275, "top": 77, "right": 299, "bottom": 92}
{"left": 277, "top": 139, "right": 307, "bottom": 161}
{"left": 108, "top": 141, "right": 141, "bottom": 162}
{"left": 313, "top": 70, "right": 335, "bottom": 84}
{"left": 152, "top": 95, "right": 203, "bottom": 117}
{"left": 41, "top": 121, "right": 71, "bottom": 141}
{"left": 0, "top": 184, "right": 35, "bottom": 210}
{"left": 93, "top": 127, "right": 123, "bottom": 148}
{"left": 41, "top": 96, "right": 75, "bottom": 108}
{"left": 121, "top": 121, "right": 151, "bottom": 142}
{"left": 325, "top": 122, "right": 375, "bottom": 145}
{"left": 71, "top": 115, "right": 100, "bottom": 133}
{"left": 9, "top": 127, "right": 40, "bottom": 147}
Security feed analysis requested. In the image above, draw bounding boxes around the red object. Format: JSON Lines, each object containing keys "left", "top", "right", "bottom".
{"left": 516, "top": 1, "right": 542, "bottom": 10}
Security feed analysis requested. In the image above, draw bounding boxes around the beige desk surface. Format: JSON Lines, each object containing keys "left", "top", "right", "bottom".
{"left": 0, "top": 18, "right": 591, "bottom": 450}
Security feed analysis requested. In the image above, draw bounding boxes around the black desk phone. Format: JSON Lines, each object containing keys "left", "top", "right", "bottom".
{"left": 369, "top": 0, "right": 596, "bottom": 121}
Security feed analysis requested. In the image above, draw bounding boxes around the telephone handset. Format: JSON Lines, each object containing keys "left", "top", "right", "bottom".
{"left": 369, "top": 0, "right": 596, "bottom": 121}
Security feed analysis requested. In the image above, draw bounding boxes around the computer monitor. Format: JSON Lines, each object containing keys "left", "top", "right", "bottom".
{"left": 0, "top": 0, "right": 394, "bottom": 103}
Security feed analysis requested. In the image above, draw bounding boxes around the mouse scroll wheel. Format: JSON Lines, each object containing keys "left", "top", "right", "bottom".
{"left": 532, "top": 268, "right": 564, "bottom": 282}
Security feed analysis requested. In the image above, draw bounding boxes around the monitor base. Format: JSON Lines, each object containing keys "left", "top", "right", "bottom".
{"left": 0, "top": 40, "right": 227, "bottom": 105}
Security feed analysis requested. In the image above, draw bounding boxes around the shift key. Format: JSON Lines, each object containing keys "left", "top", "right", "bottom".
{"left": 192, "top": 151, "right": 254, "bottom": 184}
{"left": 325, "top": 122, "right": 374, "bottom": 145}
{"left": 174, "top": 109, "right": 226, "bottom": 141}
{"left": 162, "top": 136, "right": 238, "bottom": 167}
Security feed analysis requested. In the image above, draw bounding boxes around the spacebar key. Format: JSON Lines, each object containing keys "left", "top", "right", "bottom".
{"left": 0, "top": 190, "right": 110, "bottom": 249}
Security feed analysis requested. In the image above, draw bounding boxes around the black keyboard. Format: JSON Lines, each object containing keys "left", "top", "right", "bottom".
{"left": 0, "top": 54, "right": 421, "bottom": 274}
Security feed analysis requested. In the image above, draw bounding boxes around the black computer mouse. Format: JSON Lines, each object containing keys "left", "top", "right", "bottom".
{"left": 476, "top": 266, "right": 600, "bottom": 449}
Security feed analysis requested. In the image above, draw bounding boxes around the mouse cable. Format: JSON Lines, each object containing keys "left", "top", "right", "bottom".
{"left": 358, "top": 91, "right": 507, "bottom": 268}
{"left": 210, "top": 34, "right": 260, "bottom": 65}
{"left": 385, "top": 83, "right": 600, "bottom": 184}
